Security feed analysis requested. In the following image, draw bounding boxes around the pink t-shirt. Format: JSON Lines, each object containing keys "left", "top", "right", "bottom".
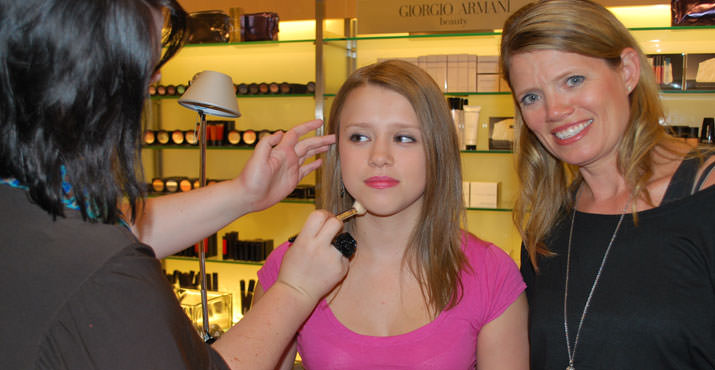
{"left": 257, "top": 232, "right": 525, "bottom": 370}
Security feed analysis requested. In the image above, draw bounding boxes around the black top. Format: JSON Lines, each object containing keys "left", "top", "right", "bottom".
{"left": 522, "top": 157, "right": 715, "bottom": 369}
{"left": 0, "top": 185, "right": 230, "bottom": 370}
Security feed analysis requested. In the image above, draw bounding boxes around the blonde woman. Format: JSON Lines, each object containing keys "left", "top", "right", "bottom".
{"left": 254, "top": 60, "right": 528, "bottom": 369}
{"left": 501, "top": 0, "right": 715, "bottom": 368}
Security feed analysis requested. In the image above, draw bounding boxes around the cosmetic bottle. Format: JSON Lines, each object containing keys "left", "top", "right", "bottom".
{"left": 143, "top": 130, "right": 156, "bottom": 145}
{"left": 227, "top": 129, "right": 242, "bottom": 145}
{"left": 184, "top": 130, "right": 198, "bottom": 146}
{"left": 156, "top": 130, "right": 170, "bottom": 145}
{"left": 448, "top": 97, "right": 466, "bottom": 150}
{"left": 701, "top": 117, "right": 714, "bottom": 144}
{"left": 248, "top": 83, "right": 259, "bottom": 95}
{"left": 148, "top": 85, "right": 157, "bottom": 96}
{"left": 463, "top": 105, "right": 481, "bottom": 151}
{"left": 258, "top": 82, "right": 270, "bottom": 94}
{"left": 151, "top": 178, "right": 165, "bottom": 193}
{"left": 269, "top": 82, "right": 280, "bottom": 94}
{"left": 171, "top": 129, "right": 185, "bottom": 145}
{"left": 166, "top": 85, "right": 177, "bottom": 96}
{"left": 175, "top": 84, "right": 187, "bottom": 96}
{"left": 242, "top": 129, "right": 257, "bottom": 146}
{"left": 156, "top": 85, "right": 167, "bottom": 96}
{"left": 165, "top": 177, "right": 180, "bottom": 193}
{"left": 279, "top": 82, "right": 292, "bottom": 94}
{"left": 179, "top": 178, "right": 193, "bottom": 192}
{"left": 236, "top": 83, "right": 249, "bottom": 95}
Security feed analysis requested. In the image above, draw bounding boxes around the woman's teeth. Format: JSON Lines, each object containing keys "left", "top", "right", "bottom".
{"left": 554, "top": 119, "right": 593, "bottom": 140}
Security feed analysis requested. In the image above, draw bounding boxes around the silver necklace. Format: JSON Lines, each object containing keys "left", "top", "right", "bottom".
{"left": 563, "top": 205, "right": 627, "bottom": 370}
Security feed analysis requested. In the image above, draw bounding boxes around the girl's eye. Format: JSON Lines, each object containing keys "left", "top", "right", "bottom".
{"left": 395, "top": 135, "right": 416, "bottom": 143}
{"left": 349, "top": 133, "right": 368, "bottom": 142}
{"left": 520, "top": 93, "right": 540, "bottom": 106}
{"left": 566, "top": 75, "right": 585, "bottom": 87}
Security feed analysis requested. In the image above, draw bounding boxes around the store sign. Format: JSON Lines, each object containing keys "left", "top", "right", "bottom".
{"left": 357, "top": 0, "right": 531, "bottom": 34}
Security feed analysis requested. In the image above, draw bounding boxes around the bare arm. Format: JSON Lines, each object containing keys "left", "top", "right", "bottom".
{"left": 212, "top": 210, "right": 347, "bottom": 370}
{"left": 246, "top": 283, "right": 299, "bottom": 370}
{"left": 475, "top": 293, "right": 529, "bottom": 370}
{"left": 128, "top": 119, "right": 335, "bottom": 259}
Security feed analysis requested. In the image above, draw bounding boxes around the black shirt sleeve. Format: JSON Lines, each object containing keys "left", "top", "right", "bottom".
{"left": 36, "top": 244, "right": 230, "bottom": 370}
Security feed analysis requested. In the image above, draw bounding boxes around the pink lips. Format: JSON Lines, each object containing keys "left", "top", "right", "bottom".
{"left": 364, "top": 176, "right": 399, "bottom": 189}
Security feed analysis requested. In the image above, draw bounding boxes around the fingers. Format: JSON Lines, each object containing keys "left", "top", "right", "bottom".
{"left": 298, "top": 159, "right": 323, "bottom": 181}
{"left": 297, "top": 209, "right": 344, "bottom": 249}
{"left": 252, "top": 130, "right": 285, "bottom": 160}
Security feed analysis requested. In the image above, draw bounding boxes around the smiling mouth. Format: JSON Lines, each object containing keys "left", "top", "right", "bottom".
{"left": 365, "top": 177, "right": 399, "bottom": 189}
{"left": 554, "top": 119, "right": 593, "bottom": 140}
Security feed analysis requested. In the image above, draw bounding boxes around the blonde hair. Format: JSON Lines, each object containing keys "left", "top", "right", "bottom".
{"left": 321, "top": 59, "right": 468, "bottom": 313}
{"left": 499, "top": 0, "right": 678, "bottom": 269}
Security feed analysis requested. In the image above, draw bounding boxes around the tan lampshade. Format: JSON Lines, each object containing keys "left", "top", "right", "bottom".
{"left": 178, "top": 70, "right": 240, "bottom": 118}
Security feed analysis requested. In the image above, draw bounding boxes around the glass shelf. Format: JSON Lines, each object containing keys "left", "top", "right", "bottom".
{"left": 462, "top": 149, "right": 513, "bottom": 154}
{"left": 142, "top": 145, "right": 254, "bottom": 150}
{"left": 164, "top": 256, "right": 264, "bottom": 266}
{"left": 150, "top": 94, "right": 315, "bottom": 100}
{"left": 467, "top": 206, "right": 512, "bottom": 212}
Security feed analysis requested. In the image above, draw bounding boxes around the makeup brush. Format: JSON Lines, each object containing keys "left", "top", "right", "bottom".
{"left": 336, "top": 201, "right": 367, "bottom": 222}
{"left": 288, "top": 201, "right": 365, "bottom": 258}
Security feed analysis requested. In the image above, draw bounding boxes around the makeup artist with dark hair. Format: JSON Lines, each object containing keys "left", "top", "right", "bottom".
{"left": 501, "top": 0, "right": 715, "bottom": 368}
{"left": 0, "top": 0, "right": 347, "bottom": 369}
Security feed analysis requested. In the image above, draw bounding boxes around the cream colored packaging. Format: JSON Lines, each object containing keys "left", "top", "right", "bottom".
{"left": 463, "top": 105, "right": 481, "bottom": 151}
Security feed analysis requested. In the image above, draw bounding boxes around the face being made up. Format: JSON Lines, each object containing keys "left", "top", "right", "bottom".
{"left": 338, "top": 83, "right": 427, "bottom": 219}
{"left": 509, "top": 48, "right": 639, "bottom": 169}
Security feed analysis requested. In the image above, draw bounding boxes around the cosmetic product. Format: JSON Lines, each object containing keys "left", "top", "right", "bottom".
{"left": 279, "top": 82, "right": 291, "bottom": 94}
{"left": 663, "top": 57, "right": 673, "bottom": 85}
{"left": 242, "top": 129, "right": 257, "bottom": 146}
{"left": 148, "top": 85, "right": 157, "bottom": 96}
{"left": 156, "top": 85, "right": 167, "bottom": 96}
{"left": 290, "top": 83, "right": 308, "bottom": 94}
{"left": 166, "top": 85, "right": 177, "bottom": 96}
{"left": 336, "top": 200, "right": 367, "bottom": 222}
{"left": 227, "top": 129, "right": 241, "bottom": 145}
{"left": 258, "top": 129, "right": 272, "bottom": 141}
{"left": 269, "top": 82, "right": 280, "bottom": 94}
{"left": 193, "top": 179, "right": 201, "bottom": 189}
{"left": 176, "top": 84, "right": 187, "bottom": 95}
{"left": 306, "top": 81, "right": 316, "bottom": 94}
{"left": 179, "top": 178, "right": 193, "bottom": 192}
{"left": 165, "top": 177, "right": 180, "bottom": 193}
{"left": 463, "top": 105, "right": 481, "bottom": 151}
{"left": 171, "top": 129, "right": 185, "bottom": 145}
{"left": 156, "top": 130, "right": 170, "bottom": 145}
{"left": 685, "top": 126, "right": 699, "bottom": 147}
{"left": 151, "top": 178, "right": 165, "bottom": 193}
{"left": 701, "top": 117, "right": 714, "bottom": 144}
{"left": 248, "top": 83, "right": 259, "bottom": 95}
{"left": 258, "top": 82, "right": 269, "bottom": 94}
{"left": 143, "top": 130, "right": 156, "bottom": 145}
{"left": 184, "top": 130, "right": 198, "bottom": 145}
{"left": 448, "top": 97, "right": 466, "bottom": 150}
{"left": 287, "top": 201, "right": 365, "bottom": 258}
{"left": 236, "top": 83, "right": 249, "bottom": 95}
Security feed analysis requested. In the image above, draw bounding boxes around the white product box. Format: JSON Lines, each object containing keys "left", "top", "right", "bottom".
{"left": 467, "top": 55, "right": 478, "bottom": 92}
{"left": 447, "top": 54, "right": 470, "bottom": 93}
{"left": 477, "top": 74, "right": 500, "bottom": 92}
{"left": 477, "top": 55, "right": 499, "bottom": 74}
{"left": 425, "top": 55, "right": 448, "bottom": 92}
{"left": 469, "top": 182, "right": 498, "bottom": 208}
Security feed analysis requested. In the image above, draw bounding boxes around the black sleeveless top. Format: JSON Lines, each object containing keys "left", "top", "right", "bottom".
{"left": 522, "top": 154, "right": 715, "bottom": 369}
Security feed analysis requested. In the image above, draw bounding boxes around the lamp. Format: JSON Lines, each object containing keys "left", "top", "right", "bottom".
{"left": 178, "top": 70, "right": 240, "bottom": 342}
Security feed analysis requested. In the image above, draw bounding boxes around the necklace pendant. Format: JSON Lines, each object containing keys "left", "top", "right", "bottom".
{"left": 566, "top": 365, "right": 575, "bottom": 370}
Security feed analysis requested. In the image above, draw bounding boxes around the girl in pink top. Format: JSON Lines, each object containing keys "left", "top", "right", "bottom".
{"left": 254, "top": 60, "right": 528, "bottom": 369}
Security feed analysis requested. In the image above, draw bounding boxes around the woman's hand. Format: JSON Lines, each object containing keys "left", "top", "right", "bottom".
{"left": 235, "top": 119, "right": 335, "bottom": 213}
{"left": 276, "top": 210, "right": 349, "bottom": 304}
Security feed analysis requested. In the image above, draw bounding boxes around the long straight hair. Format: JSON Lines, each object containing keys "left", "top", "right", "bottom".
{"left": 321, "top": 60, "right": 469, "bottom": 313}
{"left": 499, "top": 0, "right": 679, "bottom": 269}
{"left": 0, "top": 0, "right": 187, "bottom": 224}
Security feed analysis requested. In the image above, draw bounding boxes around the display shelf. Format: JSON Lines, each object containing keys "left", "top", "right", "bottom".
{"left": 165, "top": 256, "right": 264, "bottom": 266}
